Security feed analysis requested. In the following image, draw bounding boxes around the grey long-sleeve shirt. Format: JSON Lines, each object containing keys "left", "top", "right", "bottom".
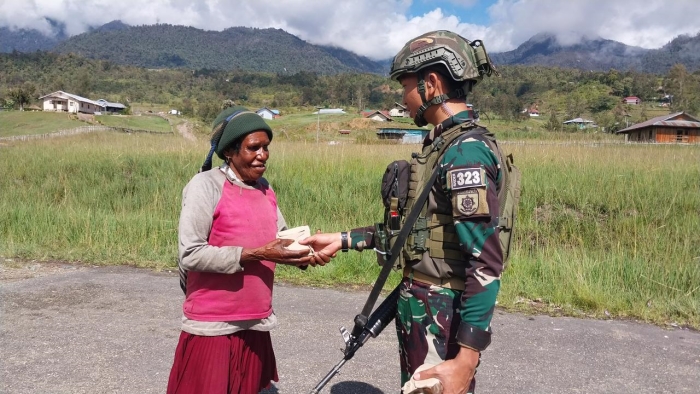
{"left": 178, "top": 165, "right": 287, "bottom": 336}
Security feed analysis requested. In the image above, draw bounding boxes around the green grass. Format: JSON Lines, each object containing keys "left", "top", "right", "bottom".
{"left": 0, "top": 111, "right": 86, "bottom": 137}
{"left": 1, "top": 122, "right": 698, "bottom": 328}
{"left": 97, "top": 114, "right": 172, "bottom": 133}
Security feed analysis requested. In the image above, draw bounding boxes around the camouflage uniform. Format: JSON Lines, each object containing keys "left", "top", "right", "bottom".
{"left": 350, "top": 30, "right": 501, "bottom": 393}
{"left": 351, "top": 117, "right": 502, "bottom": 392}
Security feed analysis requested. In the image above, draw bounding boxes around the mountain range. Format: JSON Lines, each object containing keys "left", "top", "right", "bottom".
{"left": 1, "top": 21, "right": 699, "bottom": 74}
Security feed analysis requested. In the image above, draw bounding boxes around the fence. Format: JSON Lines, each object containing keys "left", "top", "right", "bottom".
{"left": 0, "top": 126, "right": 172, "bottom": 142}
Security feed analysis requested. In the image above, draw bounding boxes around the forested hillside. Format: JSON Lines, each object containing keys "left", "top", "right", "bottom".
{"left": 2, "top": 51, "right": 699, "bottom": 133}
{"left": 52, "top": 24, "right": 385, "bottom": 75}
{"left": 4, "top": 21, "right": 700, "bottom": 74}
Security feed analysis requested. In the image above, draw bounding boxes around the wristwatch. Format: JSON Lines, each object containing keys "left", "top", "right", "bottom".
{"left": 340, "top": 232, "right": 349, "bottom": 252}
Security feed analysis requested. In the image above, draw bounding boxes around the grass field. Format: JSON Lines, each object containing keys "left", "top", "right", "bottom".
{"left": 1, "top": 123, "right": 698, "bottom": 328}
{"left": 97, "top": 114, "right": 172, "bottom": 133}
{"left": 0, "top": 111, "right": 173, "bottom": 138}
{"left": 1, "top": 109, "right": 698, "bottom": 327}
{"left": 0, "top": 111, "right": 86, "bottom": 137}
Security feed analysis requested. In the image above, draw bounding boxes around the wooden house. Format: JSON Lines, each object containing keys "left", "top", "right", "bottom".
{"left": 616, "top": 112, "right": 700, "bottom": 143}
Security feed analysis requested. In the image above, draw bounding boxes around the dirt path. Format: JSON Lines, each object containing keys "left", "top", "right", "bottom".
{"left": 175, "top": 119, "right": 197, "bottom": 141}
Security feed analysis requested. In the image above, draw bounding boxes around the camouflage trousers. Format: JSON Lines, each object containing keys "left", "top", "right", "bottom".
{"left": 395, "top": 277, "right": 478, "bottom": 393}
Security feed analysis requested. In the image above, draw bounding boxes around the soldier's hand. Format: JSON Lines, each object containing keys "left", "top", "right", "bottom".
{"left": 299, "top": 232, "right": 342, "bottom": 263}
{"left": 414, "top": 346, "right": 479, "bottom": 394}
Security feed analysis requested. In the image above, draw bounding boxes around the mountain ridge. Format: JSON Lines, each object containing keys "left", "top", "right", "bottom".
{"left": 2, "top": 21, "right": 699, "bottom": 74}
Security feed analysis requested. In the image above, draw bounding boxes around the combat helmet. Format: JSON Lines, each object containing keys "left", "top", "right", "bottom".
{"left": 390, "top": 30, "right": 497, "bottom": 126}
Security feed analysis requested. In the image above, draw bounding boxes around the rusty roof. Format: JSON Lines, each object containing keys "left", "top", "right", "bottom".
{"left": 616, "top": 111, "right": 700, "bottom": 134}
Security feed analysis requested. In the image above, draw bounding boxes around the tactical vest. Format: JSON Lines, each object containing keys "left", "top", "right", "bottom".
{"left": 379, "top": 120, "right": 519, "bottom": 272}
{"left": 400, "top": 121, "right": 479, "bottom": 266}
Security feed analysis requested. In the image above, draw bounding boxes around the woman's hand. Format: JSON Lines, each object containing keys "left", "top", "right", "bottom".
{"left": 242, "top": 239, "right": 314, "bottom": 266}
{"left": 299, "top": 232, "right": 343, "bottom": 266}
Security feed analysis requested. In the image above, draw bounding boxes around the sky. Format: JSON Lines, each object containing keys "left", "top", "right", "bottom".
{"left": 1, "top": 0, "right": 700, "bottom": 60}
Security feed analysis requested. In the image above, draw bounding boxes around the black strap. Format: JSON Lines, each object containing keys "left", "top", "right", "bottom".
{"left": 350, "top": 155, "right": 443, "bottom": 338}
{"left": 350, "top": 125, "right": 483, "bottom": 338}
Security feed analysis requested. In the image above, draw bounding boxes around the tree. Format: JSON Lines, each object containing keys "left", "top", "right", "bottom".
{"left": 546, "top": 111, "right": 561, "bottom": 132}
{"left": 7, "top": 82, "right": 36, "bottom": 111}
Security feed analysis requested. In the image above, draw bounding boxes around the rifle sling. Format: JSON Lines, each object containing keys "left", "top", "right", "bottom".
{"left": 350, "top": 153, "right": 442, "bottom": 338}
{"left": 351, "top": 125, "right": 485, "bottom": 338}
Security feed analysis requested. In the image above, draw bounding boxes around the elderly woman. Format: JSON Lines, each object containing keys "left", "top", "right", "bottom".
{"left": 167, "top": 106, "right": 327, "bottom": 394}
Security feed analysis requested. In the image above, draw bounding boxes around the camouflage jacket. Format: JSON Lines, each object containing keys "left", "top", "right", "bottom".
{"left": 350, "top": 114, "right": 503, "bottom": 333}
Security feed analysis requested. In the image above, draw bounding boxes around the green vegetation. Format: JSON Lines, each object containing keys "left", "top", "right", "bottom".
{"left": 0, "top": 111, "right": 85, "bottom": 137}
{"left": 3, "top": 51, "right": 700, "bottom": 133}
{"left": 1, "top": 131, "right": 698, "bottom": 328}
{"left": 97, "top": 114, "right": 172, "bottom": 133}
{"left": 53, "top": 25, "right": 384, "bottom": 74}
{"left": 0, "top": 111, "right": 173, "bottom": 138}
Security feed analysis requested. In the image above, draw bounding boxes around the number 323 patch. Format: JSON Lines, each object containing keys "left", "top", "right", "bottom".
{"left": 447, "top": 167, "right": 489, "bottom": 217}
{"left": 447, "top": 167, "right": 486, "bottom": 190}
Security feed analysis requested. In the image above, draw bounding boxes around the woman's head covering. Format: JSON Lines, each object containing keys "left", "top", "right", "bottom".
{"left": 200, "top": 106, "right": 273, "bottom": 172}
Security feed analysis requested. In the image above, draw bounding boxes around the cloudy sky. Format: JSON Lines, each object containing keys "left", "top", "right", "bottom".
{"left": 1, "top": 0, "right": 700, "bottom": 60}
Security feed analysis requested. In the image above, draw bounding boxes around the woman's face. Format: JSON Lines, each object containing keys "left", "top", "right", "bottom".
{"left": 227, "top": 131, "right": 270, "bottom": 182}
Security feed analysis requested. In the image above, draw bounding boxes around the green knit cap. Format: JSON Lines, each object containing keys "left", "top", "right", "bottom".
{"left": 211, "top": 106, "right": 273, "bottom": 160}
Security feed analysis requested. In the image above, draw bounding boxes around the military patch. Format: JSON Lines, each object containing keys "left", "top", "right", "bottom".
{"left": 447, "top": 167, "right": 485, "bottom": 191}
{"left": 453, "top": 187, "right": 490, "bottom": 218}
{"left": 455, "top": 189, "right": 479, "bottom": 216}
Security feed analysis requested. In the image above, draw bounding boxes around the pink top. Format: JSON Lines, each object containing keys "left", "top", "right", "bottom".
{"left": 183, "top": 181, "right": 278, "bottom": 321}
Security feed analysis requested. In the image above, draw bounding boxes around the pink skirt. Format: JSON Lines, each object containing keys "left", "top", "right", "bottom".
{"left": 167, "top": 330, "right": 278, "bottom": 394}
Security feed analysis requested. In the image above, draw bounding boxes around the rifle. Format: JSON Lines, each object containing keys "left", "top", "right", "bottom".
{"left": 309, "top": 131, "right": 468, "bottom": 393}
{"left": 308, "top": 285, "right": 400, "bottom": 394}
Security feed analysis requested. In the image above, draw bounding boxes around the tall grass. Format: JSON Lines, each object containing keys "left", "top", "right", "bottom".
{"left": 0, "top": 132, "right": 698, "bottom": 327}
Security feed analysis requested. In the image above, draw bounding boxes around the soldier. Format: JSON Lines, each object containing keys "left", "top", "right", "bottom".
{"left": 302, "top": 30, "right": 502, "bottom": 394}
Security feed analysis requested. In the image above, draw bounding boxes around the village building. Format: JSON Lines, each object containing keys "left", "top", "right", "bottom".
{"left": 362, "top": 110, "right": 393, "bottom": 122}
{"left": 616, "top": 111, "right": 700, "bottom": 144}
{"left": 256, "top": 107, "right": 280, "bottom": 120}
{"left": 96, "top": 99, "right": 126, "bottom": 114}
{"left": 389, "top": 102, "right": 408, "bottom": 118}
{"left": 623, "top": 96, "right": 641, "bottom": 105}
{"left": 563, "top": 117, "right": 597, "bottom": 130}
{"left": 38, "top": 91, "right": 125, "bottom": 115}
{"left": 39, "top": 91, "right": 105, "bottom": 114}
{"left": 523, "top": 103, "right": 540, "bottom": 117}
{"left": 314, "top": 108, "right": 346, "bottom": 115}
{"left": 377, "top": 127, "right": 427, "bottom": 144}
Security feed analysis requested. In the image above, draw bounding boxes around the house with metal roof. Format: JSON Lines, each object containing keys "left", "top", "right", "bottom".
{"left": 563, "top": 117, "right": 597, "bottom": 129}
{"left": 38, "top": 91, "right": 105, "bottom": 114}
{"left": 362, "top": 110, "right": 393, "bottom": 122}
{"left": 96, "top": 99, "right": 127, "bottom": 114}
{"left": 256, "top": 107, "right": 280, "bottom": 120}
{"left": 389, "top": 102, "right": 408, "bottom": 118}
{"left": 616, "top": 112, "right": 700, "bottom": 144}
{"left": 623, "top": 96, "right": 642, "bottom": 105}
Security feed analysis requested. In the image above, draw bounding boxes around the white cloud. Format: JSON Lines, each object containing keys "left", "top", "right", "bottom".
{"left": 0, "top": 0, "right": 699, "bottom": 60}
{"left": 487, "top": 0, "right": 700, "bottom": 50}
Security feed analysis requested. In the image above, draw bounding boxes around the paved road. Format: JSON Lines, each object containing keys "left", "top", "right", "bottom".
{"left": 1, "top": 262, "right": 698, "bottom": 394}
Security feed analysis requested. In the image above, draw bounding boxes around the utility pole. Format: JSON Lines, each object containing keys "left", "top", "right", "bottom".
{"left": 316, "top": 106, "right": 322, "bottom": 144}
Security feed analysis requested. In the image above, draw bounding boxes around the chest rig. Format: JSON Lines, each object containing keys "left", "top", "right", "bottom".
{"left": 380, "top": 120, "right": 486, "bottom": 269}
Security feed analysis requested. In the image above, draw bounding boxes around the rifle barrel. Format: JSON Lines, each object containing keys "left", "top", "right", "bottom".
{"left": 309, "top": 358, "right": 347, "bottom": 394}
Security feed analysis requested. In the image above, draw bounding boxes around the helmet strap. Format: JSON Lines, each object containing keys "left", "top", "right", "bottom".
{"left": 413, "top": 87, "right": 467, "bottom": 127}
